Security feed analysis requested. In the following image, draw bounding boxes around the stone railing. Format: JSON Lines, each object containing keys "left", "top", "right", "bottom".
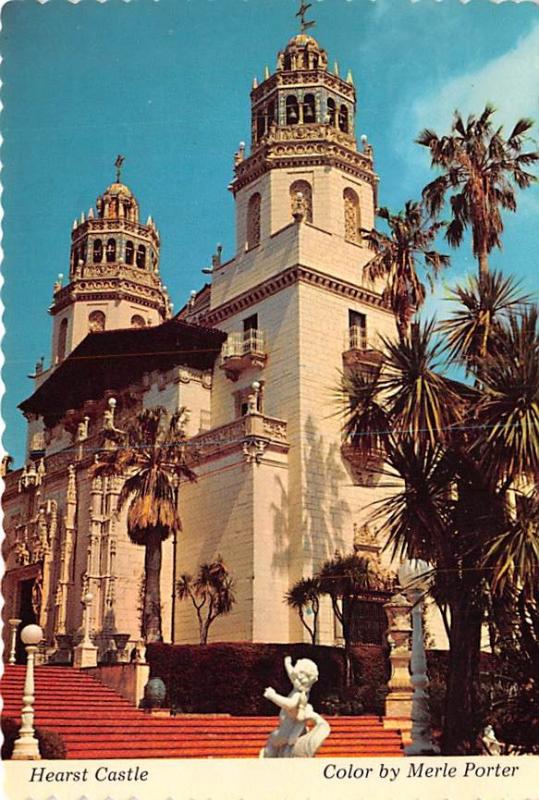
{"left": 190, "top": 413, "right": 288, "bottom": 462}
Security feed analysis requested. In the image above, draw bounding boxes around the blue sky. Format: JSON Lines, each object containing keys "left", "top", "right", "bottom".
{"left": 2, "top": 0, "right": 538, "bottom": 465}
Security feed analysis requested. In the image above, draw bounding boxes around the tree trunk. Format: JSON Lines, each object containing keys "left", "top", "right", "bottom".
{"left": 441, "top": 593, "right": 483, "bottom": 755}
{"left": 143, "top": 529, "right": 163, "bottom": 643}
{"left": 478, "top": 249, "right": 489, "bottom": 281}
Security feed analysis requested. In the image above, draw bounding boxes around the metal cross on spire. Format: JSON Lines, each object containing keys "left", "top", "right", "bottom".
{"left": 114, "top": 154, "right": 125, "bottom": 183}
{"left": 296, "top": 1, "right": 315, "bottom": 33}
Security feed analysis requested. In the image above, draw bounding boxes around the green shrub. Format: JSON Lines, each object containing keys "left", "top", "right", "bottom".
{"left": 1, "top": 717, "right": 66, "bottom": 759}
{"left": 147, "top": 641, "right": 388, "bottom": 716}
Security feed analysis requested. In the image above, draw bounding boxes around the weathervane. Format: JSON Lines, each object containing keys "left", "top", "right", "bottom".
{"left": 114, "top": 154, "right": 125, "bottom": 183}
{"left": 296, "top": 1, "right": 315, "bottom": 33}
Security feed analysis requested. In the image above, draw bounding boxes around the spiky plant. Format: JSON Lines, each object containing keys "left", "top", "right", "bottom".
{"left": 285, "top": 577, "right": 321, "bottom": 644}
{"left": 438, "top": 271, "right": 530, "bottom": 371}
{"left": 176, "top": 556, "right": 236, "bottom": 645}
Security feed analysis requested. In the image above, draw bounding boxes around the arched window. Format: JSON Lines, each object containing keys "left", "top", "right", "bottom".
{"left": 125, "top": 241, "right": 134, "bottom": 265}
{"left": 285, "top": 95, "right": 299, "bottom": 125}
{"left": 326, "top": 98, "right": 336, "bottom": 127}
{"left": 72, "top": 247, "right": 79, "bottom": 269}
{"left": 93, "top": 239, "right": 103, "bottom": 263}
{"left": 303, "top": 94, "right": 315, "bottom": 123}
{"left": 58, "top": 318, "right": 68, "bottom": 363}
{"left": 136, "top": 244, "right": 146, "bottom": 268}
{"left": 290, "top": 180, "right": 313, "bottom": 223}
{"left": 267, "top": 101, "right": 275, "bottom": 128}
{"left": 88, "top": 310, "right": 106, "bottom": 333}
{"left": 284, "top": 54, "right": 292, "bottom": 71}
{"left": 247, "top": 193, "right": 261, "bottom": 249}
{"left": 339, "top": 104, "right": 349, "bottom": 133}
{"left": 131, "top": 314, "right": 146, "bottom": 329}
{"left": 256, "top": 112, "right": 266, "bottom": 141}
{"left": 106, "top": 238, "right": 116, "bottom": 263}
{"left": 343, "top": 188, "right": 360, "bottom": 243}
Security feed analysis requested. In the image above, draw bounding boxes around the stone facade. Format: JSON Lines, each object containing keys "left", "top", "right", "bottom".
{"left": 2, "top": 30, "right": 448, "bottom": 663}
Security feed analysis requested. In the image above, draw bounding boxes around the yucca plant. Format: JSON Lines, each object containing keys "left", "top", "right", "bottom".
{"left": 438, "top": 271, "right": 530, "bottom": 372}
{"left": 285, "top": 577, "right": 321, "bottom": 645}
{"left": 176, "top": 556, "right": 236, "bottom": 645}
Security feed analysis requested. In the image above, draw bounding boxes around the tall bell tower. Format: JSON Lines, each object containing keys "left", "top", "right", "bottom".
{"left": 49, "top": 158, "right": 171, "bottom": 365}
{"left": 229, "top": 26, "right": 378, "bottom": 261}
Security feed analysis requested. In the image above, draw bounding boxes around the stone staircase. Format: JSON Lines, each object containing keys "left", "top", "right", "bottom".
{"left": 1, "top": 666, "right": 403, "bottom": 759}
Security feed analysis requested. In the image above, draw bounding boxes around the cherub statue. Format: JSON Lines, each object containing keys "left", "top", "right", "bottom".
{"left": 260, "top": 656, "right": 330, "bottom": 758}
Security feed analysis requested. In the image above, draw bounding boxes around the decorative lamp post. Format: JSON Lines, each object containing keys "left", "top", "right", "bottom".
{"left": 398, "top": 559, "right": 439, "bottom": 756}
{"left": 12, "top": 624, "right": 43, "bottom": 760}
{"left": 8, "top": 618, "right": 22, "bottom": 664}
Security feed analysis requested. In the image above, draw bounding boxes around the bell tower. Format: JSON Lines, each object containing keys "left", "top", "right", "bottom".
{"left": 50, "top": 158, "right": 171, "bottom": 365}
{"left": 229, "top": 25, "right": 378, "bottom": 257}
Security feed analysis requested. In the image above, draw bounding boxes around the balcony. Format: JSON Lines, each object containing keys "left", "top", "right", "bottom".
{"left": 341, "top": 442, "right": 384, "bottom": 487}
{"left": 190, "top": 413, "right": 288, "bottom": 465}
{"left": 220, "top": 329, "right": 267, "bottom": 381}
{"left": 342, "top": 326, "right": 382, "bottom": 369}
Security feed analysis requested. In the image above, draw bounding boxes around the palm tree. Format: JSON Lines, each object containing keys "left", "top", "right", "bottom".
{"left": 176, "top": 556, "right": 236, "bottom": 644}
{"left": 362, "top": 201, "right": 450, "bottom": 342}
{"left": 417, "top": 105, "right": 538, "bottom": 280}
{"left": 285, "top": 577, "right": 321, "bottom": 645}
{"left": 92, "top": 406, "right": 197, "bottom": 643}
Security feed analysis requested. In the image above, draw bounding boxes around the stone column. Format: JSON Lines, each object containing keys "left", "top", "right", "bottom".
{"left": 8, "top": 618, "right": 21, "bottom": 664}
{"left": 73, "top": 593, "right": 98, "bottom": 669}
{"left": 405, "top": 588, "right": 439, "bottom": 755}
{"left": 12, "top": 625, "right": 43, "bottom": 760}
{"left": 383, "top": 592, "right": 413, "bottom": 741}
{"left": 56, "top": 466, "right": 77, "bottom": 635}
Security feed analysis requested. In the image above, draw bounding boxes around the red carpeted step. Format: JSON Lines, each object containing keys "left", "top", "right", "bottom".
{"left": 1, "top": 665, "right": 403, "bottom": 759}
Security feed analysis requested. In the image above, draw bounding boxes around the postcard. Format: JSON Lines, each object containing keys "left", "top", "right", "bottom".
{"left": 1, "top": 0, "right": 538, "bottom": 798}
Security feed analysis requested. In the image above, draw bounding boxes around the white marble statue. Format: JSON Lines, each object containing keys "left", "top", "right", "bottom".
{"left": 260, "top": 656, "right": 331, "bottom": 758}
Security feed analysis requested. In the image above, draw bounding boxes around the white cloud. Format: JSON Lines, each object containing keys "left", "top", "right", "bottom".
{"left": 412, "top": 23, "right": 539, "bottom": 138}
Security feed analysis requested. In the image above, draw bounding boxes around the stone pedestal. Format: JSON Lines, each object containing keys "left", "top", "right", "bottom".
{"left": 383, "top": 592, "right": 413, "bottom": 742}
{"left": 73, "top": 642, "right": 98, "bottom": 669}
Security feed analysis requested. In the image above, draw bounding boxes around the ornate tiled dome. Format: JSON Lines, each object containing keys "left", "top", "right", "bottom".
{"left": 286, "top": 33, "right": 320, "bottom": 48}
{"left": 103, "top": 181, "right": 134, "bottom": 197}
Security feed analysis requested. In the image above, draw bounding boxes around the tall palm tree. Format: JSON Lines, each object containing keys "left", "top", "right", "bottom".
{"left": 93, "top": 406, "right": 197, "bottom": 643}
{"left": 362, "top": 201, "right": 450, "bottom": 342}
{"left": 417, "top": 105, "right": 538, "bottom": 280}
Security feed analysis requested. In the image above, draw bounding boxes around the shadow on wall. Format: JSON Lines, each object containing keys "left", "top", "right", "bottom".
{"left": 271, "top": 416, "right": 349, "bottom": 575}
{"left": 303, "top": 416, "right": 349, "bottom": 567}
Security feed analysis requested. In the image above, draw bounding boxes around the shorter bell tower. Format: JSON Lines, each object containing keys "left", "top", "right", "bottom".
{"left": 50, "top": 158, "right": 171, "bottom": 365}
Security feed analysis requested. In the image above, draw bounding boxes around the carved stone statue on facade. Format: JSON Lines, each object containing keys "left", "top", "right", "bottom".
{"left": 260, "top": 656, "right": 330, "bottom": 758}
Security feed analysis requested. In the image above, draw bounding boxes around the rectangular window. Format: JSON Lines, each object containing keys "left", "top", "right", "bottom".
{"left": 348, "top": 310, "right": 367, "bottom": 349}
{"left": 243, "top": 313, "right": 258, "bottom": 332}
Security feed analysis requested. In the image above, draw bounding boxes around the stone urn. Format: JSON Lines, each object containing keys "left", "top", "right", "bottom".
{"left": 142, "top": 678, "right": 169, "bottom": 717}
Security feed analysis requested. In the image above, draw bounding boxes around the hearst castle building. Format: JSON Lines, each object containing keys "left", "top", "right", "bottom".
{"left": 2, "top": 30, "right": 404, "bottom": 663}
